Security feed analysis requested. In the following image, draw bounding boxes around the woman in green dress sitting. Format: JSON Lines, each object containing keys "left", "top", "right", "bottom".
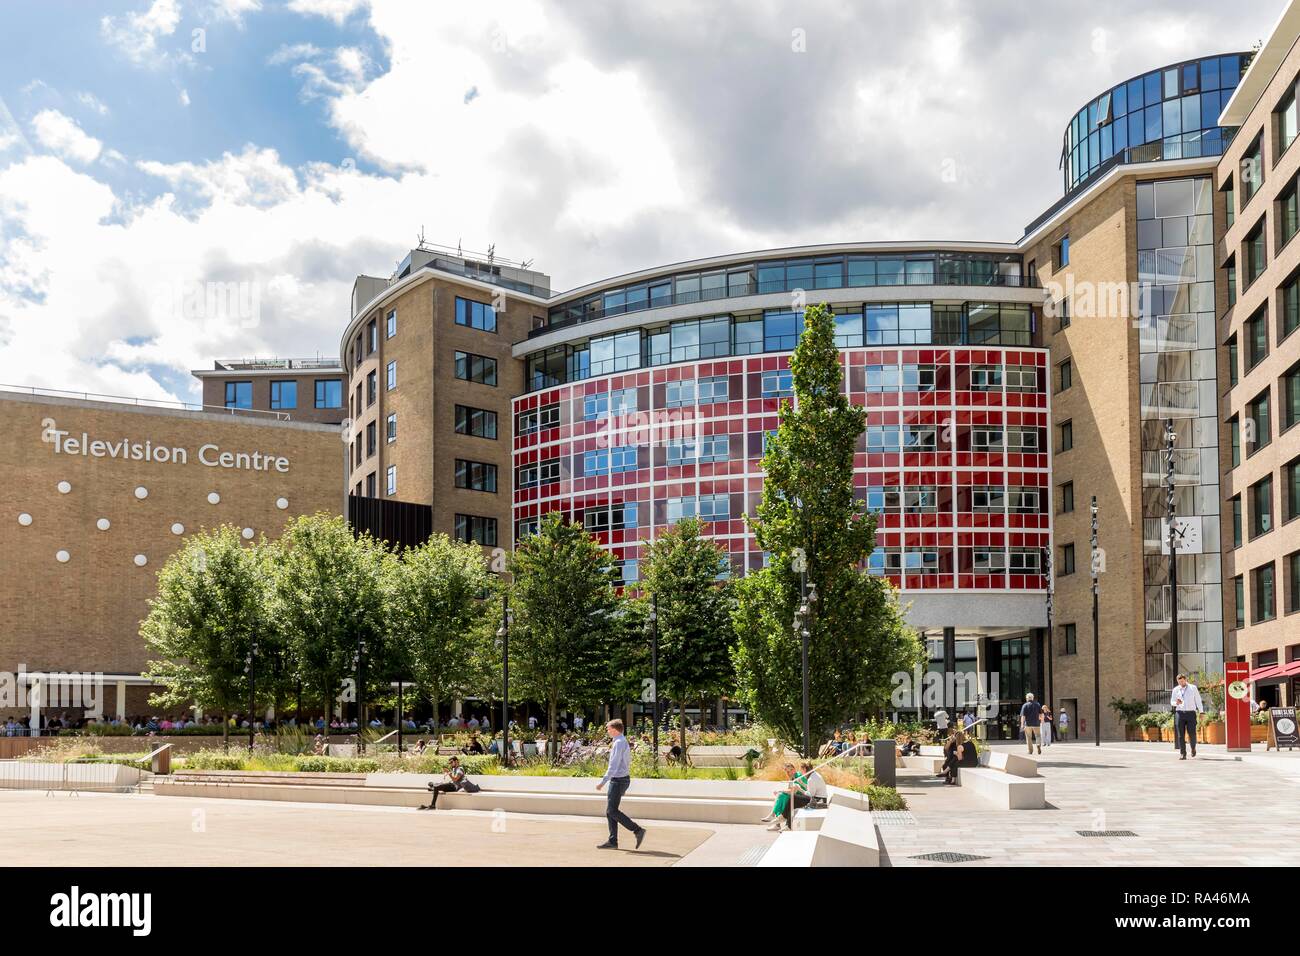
{"left": 760, "top": 763, "right": 806, "bottom": 831}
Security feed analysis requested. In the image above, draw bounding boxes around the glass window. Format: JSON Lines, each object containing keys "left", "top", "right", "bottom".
{"left": 733, "top": 317, "right": 763, "bottom": 355}
{"left": 519, "top": 402, "right": 561, "bottom": 433}
{"left": 386, "top": 308, "right": 397, "bottom": 338}
{"left": 1249, "top": 475, "right": 1274, "bottom": 538}
{"left": 454, "top": 351, "right": 497, "bottom": 386}
{"left": 454, "top": 514, "right": 497, "bottom": 547}
{"left": 761, "top": 369, "right": 793, "bottom": 399}
{"left": 386, "top": 465, "right": 397, "bottom": 496}
{"left": 1253, "top": 562, "right": 1276, "bottom": 623}
{"left": 454, "top": 459, "right": 497, "bottom": 493}
{"left": 224, "top": 381, "right": 252, "bottom": 409}
{"left": 455, "top": 404, "right": 497, "bottom": 439}
{"left": 1232, "top": 495, "right": 1243, "bottom": 548}
{"left": 590, "top": 330, "right": 642, "bottom": 375}
{"left": 1284, "top": 364, "right": 1300, "bottom": 431}
{"left": 1248, "top": 390, "right": 1272, "bottom": 454}
{"left": 386, "top": 413, "right": 397, "bottom": 443}
{"left": 455, "top": 297, "right": 497, "bottom": 332}
{"left": 1284, "top": 274, "right": 1300, "bottom": 339}
{"left": 315, "top": 379, "right": 342, "bottom": 409}
{"left": 1280, "top": 84, "right": 1299, "bottom": 156}
{"left": 270, "top": 380, "right": 297, "bottom": 410}
{"left": 1246, "top": 309, "right": 1269, "bottom": 369}
{"left": 386, "top": 360, "right": 397, "bottom": 390}
{"left": 764, "top": 310, "right": 802, "bottom": 351}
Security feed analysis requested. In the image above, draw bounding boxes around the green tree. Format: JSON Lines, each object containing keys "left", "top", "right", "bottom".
{"left": 140, "top": 525, "right": 271, "bottom": 749}
{"left": 641, "top": 517, "right": 735, "bottom": 762}
{"left": 733, "top": 303, "right": 924, "bottom": 751}
{"left": 271, "top": 513, "right": 390, "bottom": 729}
{"left": 507, "top": 511, "right": 622, "bottom": 759}
{"left": 389, "top": 533, "right": 497, "bottom": 731}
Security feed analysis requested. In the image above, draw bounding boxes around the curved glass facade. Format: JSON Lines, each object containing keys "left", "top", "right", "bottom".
{"left": 1063, "top": 54, "right": 1250, "bottom": 193}
{"left": 542, "top": 249, "right": 1029, "bottom": 335}
{"left": 526, "top": 300, "right": 1039, "bottom": 390}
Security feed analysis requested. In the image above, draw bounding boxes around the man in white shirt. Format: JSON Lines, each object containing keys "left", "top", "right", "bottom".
{"left": 934, "top": 708, "right": 950, "bottom": 736}
{"left": 1170, "top": 674, "right": 1204, "bottom": 759}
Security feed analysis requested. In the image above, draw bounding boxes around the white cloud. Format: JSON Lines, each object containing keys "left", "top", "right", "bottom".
{"left": 178, "top": 88, "right": 191, "bottom": 106}
{"left": 75, "top": 92, "right": 111, "bottom": 116}
{"left": 286, "top": 0, "right": 367, "bottom": 25}
{"left": 100, "top": 0, "right": 182, "bottom": 66}
{"left": 137, "top": 145, "right": 300, "bottom": 207}
{"left": 208, "top": 0, "right": 262, "bottom": 26}
{"left": 30, "top": 110, "right": 102, "bottom": 164}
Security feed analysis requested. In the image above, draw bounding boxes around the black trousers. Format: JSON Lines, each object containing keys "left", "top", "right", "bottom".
{"left": 941, "top": 754, "right": 959, "bottom": 783}
{"left": 427, "top": 782, "right": 458, "bottom": 807}
{"left": 605, "top": 776, "right": 640, "bottom": 844}
{"left": 783, "top": 791, "right": 811, "bottom": 828}
{"left": 1175, "top": 711, "right": 1198, "bottom": 755}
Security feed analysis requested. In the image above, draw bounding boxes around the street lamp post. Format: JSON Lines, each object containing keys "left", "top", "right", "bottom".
{"left": 353, "top": 638, "right": 366, "bottom": 753}
{"left": 1165, "top": 417, "right": 1179, "bottom": 748}
{"left": 1090, "top": 496, "right": 1101, "bottom": 747}
{"left": 649, "top": 595, "right": 659, "bottom": 769}
{"left": 244, "top": 639, "right": 258, "bottom": 752}
{"left": 1042, "top": 546, "right": 1054, "bottom": 709}
{"left": 792, "top": 569, "right": 817, "bottom": 759}
{"left": 496, "top": 593, "right": 511, "bottom": 767}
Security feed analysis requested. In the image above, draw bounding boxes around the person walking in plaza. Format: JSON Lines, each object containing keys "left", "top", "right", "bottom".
{"left": 595, "top": 719, "right": 646, "bottom": 850}
{"left": 1057, "top": 707, "right": 1069, "bottom": 741}
{"left": 1019, "top": 693, "right": 1043, "bottom": 754}
{"left": 1040, "top": 704, "right": 1053, "bottom": 748}
{"left": 1170, "top": 674, "right": 1204, "bottom": 759}
{"left": 934, "top": 706, "right": 950, "bottom": 738}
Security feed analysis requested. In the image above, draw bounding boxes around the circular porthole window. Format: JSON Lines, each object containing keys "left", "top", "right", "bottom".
{"left": 55, "top": 550, "right": 70, "bottom": 563}
{"left": 133, "top": 554, "right": 148, "bottom": 567}
{"left": 208, "top": 492, "right": 221, "bottom": 505}
{"left": 96, "top": 518, "right": 111, "bottom": 531}
{"left": 134, "top": 486, "right": 149, "bottom": 500}
{"left": 242, "top": 527, "right": 254, "bottom": 540}
{"left": 57, "top": 481, "right": 72, "bottom": 494}
{"left": 171, "top": 523, "right": 185, "bottom": 535}
{"left": 276, "top": 497, "right": 289, "bottom": 510}
{"left": 18, "top": 513, "right": 33, "bottom": 527}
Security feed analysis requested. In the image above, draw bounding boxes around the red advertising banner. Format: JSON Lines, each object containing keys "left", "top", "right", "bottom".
{"left": 1225, "top": 660, "right": 1251, "bottom": 752}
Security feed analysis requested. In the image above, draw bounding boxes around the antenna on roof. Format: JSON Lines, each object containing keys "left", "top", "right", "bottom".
{"left": 457, "top": 238, "right": 462, "bottom": 257}
{"left": 487, "top": 243, "right": 495, "bottom": 262}
{"left": 520, "top": 258, "right": 533, "bottom": 269}
{"left": 417, "top": 224, "right": 427, "bottom": 247}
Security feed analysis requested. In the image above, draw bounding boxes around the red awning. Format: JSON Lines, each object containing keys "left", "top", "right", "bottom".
{"left": 1250, "top": 664, "right": 1283, "bottom": 682}
{"left": 1283, "top": 660, "right": 1300, "bottom": 677}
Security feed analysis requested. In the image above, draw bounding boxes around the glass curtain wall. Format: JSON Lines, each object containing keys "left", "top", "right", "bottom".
{"left": 1136, "top": 176, "right": 1224, "bottom": 707}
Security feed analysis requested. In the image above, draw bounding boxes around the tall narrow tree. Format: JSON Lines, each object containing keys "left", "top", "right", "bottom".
{"left": 640, "top": 517, "right": 735, "bottom": 763}
{"left": 508, "top": 511, "right": 621, "bottom": 759}
{"left": 733, "top": 303, "right": 923, "bottom": 748}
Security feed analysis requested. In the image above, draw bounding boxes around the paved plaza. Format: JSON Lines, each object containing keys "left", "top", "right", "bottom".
{"left": 883, "top": 741, "right": 1300, "bottom": 866}
{"left": 2, "top": 741, "right": 1297, "bottom": 866}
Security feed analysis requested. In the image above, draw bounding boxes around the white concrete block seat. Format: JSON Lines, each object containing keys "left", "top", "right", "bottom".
{"left": 978, "top": 750, "right": 1040, "bottom": 778}
{"left": 956, "top": 766, "right": 1046, "bottom": 809}
{"left": 760, "top": 803, "right": 880, "bottom": 867}
{"left": 153, "top": 770, "right": 775, "bottom": 825}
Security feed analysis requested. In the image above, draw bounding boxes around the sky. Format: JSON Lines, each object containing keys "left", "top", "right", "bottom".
{"left": 0, "top": 0, "right": 1281, "bottom": 403}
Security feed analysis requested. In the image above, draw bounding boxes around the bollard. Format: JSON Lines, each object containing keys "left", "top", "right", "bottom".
{"left": 872, "top": 738, "right": 896, "bottom": 788}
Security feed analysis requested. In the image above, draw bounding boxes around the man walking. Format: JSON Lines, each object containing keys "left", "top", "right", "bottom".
{"left": 1170, "top": 674, "right": 1204, "bottom": 759}
{"left": 1019, "top": 692, "right": 1042, "bottom": 754}
{"left": 596, "top": 719, "right": 646, "bottom": 850}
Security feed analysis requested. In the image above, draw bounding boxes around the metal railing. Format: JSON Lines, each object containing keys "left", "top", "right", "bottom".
{"left": 0, "top": 760, "right": 142, "bottom": 793}
{"left": 0, "top": 383, "right": 292, "bottom": 420}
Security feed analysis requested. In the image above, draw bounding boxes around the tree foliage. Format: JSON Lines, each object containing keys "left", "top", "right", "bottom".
{"left": 507, "top": 512, "right": 621, "bottom": 757}
{"left": 141, "top": 525, "right": 272, "bottom": 747}
{"left": 641, "top": 517, "right": 735, "bottom": 756}
{"left": 732, "top": 303, "right": 924, "bottom": 748}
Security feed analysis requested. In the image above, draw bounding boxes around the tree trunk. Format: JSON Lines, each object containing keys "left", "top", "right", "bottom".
{"left": 221, "top": 709, "right": 229, "bottom": 752}
{"left": 679, "top": 699, "right": 688, "bottom": 766}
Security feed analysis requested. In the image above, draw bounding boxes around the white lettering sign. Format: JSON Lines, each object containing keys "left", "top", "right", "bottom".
{"left": 45, "top": 428, "right": 290, "bottom": 472}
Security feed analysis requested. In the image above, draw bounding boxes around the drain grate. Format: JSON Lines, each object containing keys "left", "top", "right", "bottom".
{"left": 909, "top": 851, "right": 990, "bottom": 863}
{"left": 872, "top": 810, "right": 918, "bottom": 826}
{"left": 738, "top": 844, "right": 771, "bottom": 867}
{"left": 1077, "top": 830, "right": 1139, "bottom": 837}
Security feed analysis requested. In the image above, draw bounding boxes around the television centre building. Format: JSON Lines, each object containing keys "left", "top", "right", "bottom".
{"left": 9, "top": 7, "right": 1300, "bottom": 738}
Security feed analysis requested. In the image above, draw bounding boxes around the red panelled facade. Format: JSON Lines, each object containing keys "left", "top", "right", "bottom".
{"left": 512, "top": 346, "right": 1050, "bottom": 595}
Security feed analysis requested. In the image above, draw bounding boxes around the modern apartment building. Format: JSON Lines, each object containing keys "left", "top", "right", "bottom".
{"left": 1216, "top": 3, "right": 1300, "bottom": 705}
{"left": 193, "top": 357, "right": 347, "bottom": 425}
{"left": 340, "top": 246, "right": 551, "bottom": 546}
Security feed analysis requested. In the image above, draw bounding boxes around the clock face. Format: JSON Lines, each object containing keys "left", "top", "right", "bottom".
{"left": 1165, "top": 517, "right": 1203, "bottom": 554}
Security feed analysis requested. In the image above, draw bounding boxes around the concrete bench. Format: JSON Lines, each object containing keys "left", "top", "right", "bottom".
{"left": 919, "top": 745, "right": 945, "bottom": 757}
{"left": 957, "top": 766, "right": 1045, "bottom": 809}
{"left": 793, "top": 808, "right": 827, "bottom": 831}
{"left": 900, "top": 755, "right": 946, "bottom": 773}
{"left": 760, "top": 803, "right": 880, "bottom": 866}
{"left": 757, "top": 831, "right": 819, "bottom": 867}
{"left": 978, "top": 750, "right": 1039, "bottom": 778}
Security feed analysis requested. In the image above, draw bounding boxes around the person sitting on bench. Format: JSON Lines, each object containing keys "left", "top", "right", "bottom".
{"left": 418, "top": 757, "right": 479, "bottom": 810}
{"left": 897, "top": 734, "right": 921, "bottom": 757}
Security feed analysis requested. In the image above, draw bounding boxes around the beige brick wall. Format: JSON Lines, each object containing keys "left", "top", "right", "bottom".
{"left": 0, "top": 394, "right": 342, "bottom": 680}
{"left": 198, "top": 371, "right": 346, "bottom": 425}
{"left": 1025, "top": 173, "right": 1152, "bottom": 738}
{"left": 1216, "top": 31, "right": 1300, "bottom": 683}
